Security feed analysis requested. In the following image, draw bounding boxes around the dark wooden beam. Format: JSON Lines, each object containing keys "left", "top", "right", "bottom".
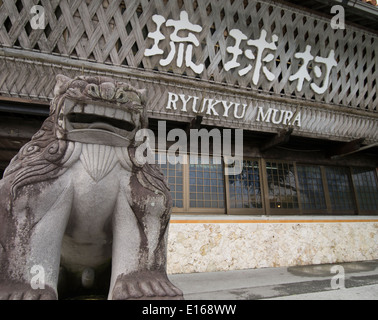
{"left": 186, "top": 115, "right": 203, "bottom": 136}
{"left": 190, "top": 115, "right": 203, "bottom": 130}
{"left": 260, "top": 128, "right": 293, "bottom": 152}
{"left": 0, "top": 117, "right": 42, "bottom": 140}
{"left": 330, "top": 141, "right": 378, "bottom": 159}
{"left": 327, "top": 138, "right": 365, "bottom": 158}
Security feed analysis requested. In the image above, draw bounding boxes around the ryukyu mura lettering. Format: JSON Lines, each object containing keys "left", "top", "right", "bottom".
{"left": 166, "top": 92, "right": 302, "bottom": 127}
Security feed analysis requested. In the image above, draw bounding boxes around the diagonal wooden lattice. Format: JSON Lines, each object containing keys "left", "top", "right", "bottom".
{"left": 0, "top": 0, "right": 377, "bottom": 112}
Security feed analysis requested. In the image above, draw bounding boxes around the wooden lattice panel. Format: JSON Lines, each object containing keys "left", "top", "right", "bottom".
{"left": 0, "top": 0, "right": 377, "bottom": 112}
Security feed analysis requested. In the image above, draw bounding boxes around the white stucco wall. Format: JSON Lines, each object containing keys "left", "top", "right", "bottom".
{"left": 167, "top": 216, "right": 378, "bottom": 274}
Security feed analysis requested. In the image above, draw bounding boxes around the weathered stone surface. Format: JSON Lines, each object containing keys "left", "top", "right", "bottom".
{"left": 167, "top": 221, "right": 378, "bottom": 274}
{"left": 0, "top": 75, "right": 182, "bottom": 300}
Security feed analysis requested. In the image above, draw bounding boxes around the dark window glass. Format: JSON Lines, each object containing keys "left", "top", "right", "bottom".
{"left": 189, "top": 156, "right": 224, "bottom": 208}
{"left": 228, "top": 160, "right": 262, "bottom": 209}
{"left": 297, "top": 165, "right": 327, "bottom": 210}
{"left": 157, "top": 154, "right": 184, "bottom": 208}
{"left": 266, "top": 162, "right": 299, "bottom": 209}
{"left": 352, "top": 168, "right": 378, "bottom": 211}
{"left": 325, "top": 167, "right": 355, "bottom": 211}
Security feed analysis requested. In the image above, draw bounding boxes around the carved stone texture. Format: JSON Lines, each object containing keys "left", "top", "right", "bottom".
{"left": 0, "top": 75, "right": 183, "bottom": 300}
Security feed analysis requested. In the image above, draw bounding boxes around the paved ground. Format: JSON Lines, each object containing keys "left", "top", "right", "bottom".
{"left": 168, "top": 260, "right": 378, "bottom": 300}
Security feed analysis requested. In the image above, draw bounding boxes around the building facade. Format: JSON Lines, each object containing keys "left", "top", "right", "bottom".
{"left": 0, "top": 0, "right": 377, "bottom": 274}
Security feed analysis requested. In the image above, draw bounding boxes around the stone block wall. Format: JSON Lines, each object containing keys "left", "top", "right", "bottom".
{"left": 167, "top": 217, "right": 378, "bottom": 274}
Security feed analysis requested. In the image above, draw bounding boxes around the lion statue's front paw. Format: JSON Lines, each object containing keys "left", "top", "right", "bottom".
{"left": 0, "top": 283, "right": 57, "bottom": 300}
{"left": 111, "top": 272, "right": 183, "bottom": 300}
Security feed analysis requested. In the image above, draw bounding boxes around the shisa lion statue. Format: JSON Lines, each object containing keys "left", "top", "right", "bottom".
{"left": 0, "top": 75, "right": 183, "bottom": 300}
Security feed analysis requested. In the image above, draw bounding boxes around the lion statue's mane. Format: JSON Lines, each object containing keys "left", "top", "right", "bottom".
{"left": 4, "top": 75, "right": 167, "bottom": 203}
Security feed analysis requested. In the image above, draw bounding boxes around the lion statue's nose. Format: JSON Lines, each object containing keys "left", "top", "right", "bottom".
{"left": 100, "top": 82, "right": 116, "bottom": 101}
{"left": 84, "top": 82, "right": 117, "bottom": 101}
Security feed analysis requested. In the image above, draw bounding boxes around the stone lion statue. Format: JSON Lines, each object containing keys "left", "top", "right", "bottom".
{"left": 0, "top": 75, "right": 183, "bottom": 300}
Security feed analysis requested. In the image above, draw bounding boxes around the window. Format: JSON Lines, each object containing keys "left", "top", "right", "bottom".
{"left": 156, "top": 154, "right": 226, "bottom": 213}
{"left": 325, "top": 167, "right": 356, "bottom": 212}
{"left": 228, "top": 159, "right": 263, "bottom": 211}
{"left": 189, "top": 156, "right": 225, "bottom": 209}
{"left": 156, "top": 154, "right": 184, "bottom": 208}
{"left": 156, "top": 152, "right": 378, "bottom": 215}
{"left": 352, "top": 168, "right": 378, "bottom": 212}
{"left": 266, "top": 161, "right": 299, "bottom": 210}
{"left": 297, "top": 165, "right": 327, "bottom": 211}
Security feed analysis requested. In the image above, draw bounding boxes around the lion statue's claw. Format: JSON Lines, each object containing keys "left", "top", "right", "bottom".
{"left": 111, "top": 272, "right": 183, "bottom": 300}
{"left": 0, "top": 283, "right": 57, "bottom": 300}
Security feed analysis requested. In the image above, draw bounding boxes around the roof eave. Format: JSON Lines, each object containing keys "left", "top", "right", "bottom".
{"left": 332, "top": 0, "right": 378, "bottom": 16}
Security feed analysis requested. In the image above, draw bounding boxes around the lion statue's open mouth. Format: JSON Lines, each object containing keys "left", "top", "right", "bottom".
{"left": 53, "top": 76, "right": 147, "bottom": 147}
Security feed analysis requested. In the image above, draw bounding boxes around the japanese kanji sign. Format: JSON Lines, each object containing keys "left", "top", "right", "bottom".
{"left": 145, "top": 11, "right": 204, "bottom": 74}
{"left": 144, "top": 10, "right": 338, "bottom": 96}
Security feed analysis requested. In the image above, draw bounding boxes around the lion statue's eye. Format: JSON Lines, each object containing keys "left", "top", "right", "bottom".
{"left": 115, "top": 90, "right": 141, "bottom": 104}
{"left": 115, "top": 90, "right": 127, "bottom": 102}
{"left": 86, "top": 84, "right": 100, "bottom": 98}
